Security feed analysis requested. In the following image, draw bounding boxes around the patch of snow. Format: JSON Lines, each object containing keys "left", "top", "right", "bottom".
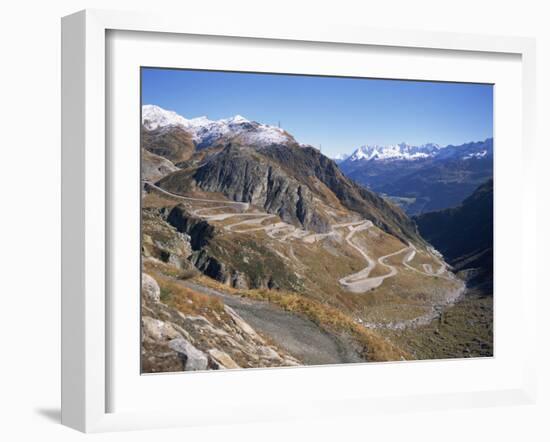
{"left": 348, "top": 142, "right": 441, "bottom": 162}
{"left": 142, "top": 104, "right": 190, "bottom": 130}
{"left": 142, "top": 104, "right": 294, "bottom": 147}
{"left": 332, "top": 153, "right": 350, "bottom": 161}
{"left": 462, "top": 150, "right": 488, "bottom": 160}
{"left": 343, "top": 139, "right": 493, "bottom": 163}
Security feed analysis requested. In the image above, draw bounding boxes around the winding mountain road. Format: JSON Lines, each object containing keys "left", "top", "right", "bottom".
{"left": 146, "top": 181, "right": 459, "bottom": 294}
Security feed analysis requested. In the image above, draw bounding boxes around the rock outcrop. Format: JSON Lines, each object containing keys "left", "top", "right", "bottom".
{"left": 258, "top": 143, "right": 422, "bottom": 245}
{"left": 141, "top": 273, "right": 161, "bottom": 303}
{"left": 191, "top": 145, "right": 331, "bottom": 233}
{"left": 168, "top": 338, "right": 209, "bottom": 371}
{"left": 208, "top": 349, "right": 240, "bottom": 369}
{"left": 141, "top": 149, "right": 179, "bottom": 182}
{"left": 141, "top": 209, "right": 195, "bottom": 275}
{"left": 165, "top": 205, "right": 215, "bottom": 250}
{"left": 141, "top": 273, "right": 301, "bottom": 373}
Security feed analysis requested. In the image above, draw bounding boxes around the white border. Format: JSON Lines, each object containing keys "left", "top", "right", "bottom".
{"left": 61, "top": 9, "right": 537, "bottom": 433}
{"left": 109, "top": 28, "right": 522, "bottom": 413}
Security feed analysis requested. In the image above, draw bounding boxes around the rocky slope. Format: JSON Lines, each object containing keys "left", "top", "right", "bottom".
{"left": 141, "top": 272, "right": 302, "bottom": 372}
{"left": 257, "top": 143, "right": 421, "bottom": 244}
{"left": 141, "top": 149, "right": 179, "bottom": 182}
{"left": 142, "top": 105, "right": 423, "bottom": 244}
{"left": 141, "top": 125, "right": 196, "bottom": 164}
{"left": 145, "top": 201, "right": 300, "bottom": 291}
{"left": 157, "top": 142, "right": 422, "bottom": 245}
{"left": 142, "top": 104, "right": 296, "bottom": 149}
{"left": 414, "top": 179, "right": 493, "bottom": 293}
{"left": 141, "top": 193, "right": 414, "bottom": 368}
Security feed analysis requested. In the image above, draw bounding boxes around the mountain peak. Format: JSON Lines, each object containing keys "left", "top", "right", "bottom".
{"left": 142, "top": 104, "right": 190, "bottom": 130}
{"left": 225, "top": 114, "right": 249, "bottom": 124}
{"left": 347, "top": 142, "right": 444, "bottom": 162}
{"left": 332, "top": 153, "right": 350, "bottom": 163}
{"left": 142, "top": 105, "right": 295, "bottom": 148}
{"left": 188, "top": 115, "right": 213, "bottom": 125}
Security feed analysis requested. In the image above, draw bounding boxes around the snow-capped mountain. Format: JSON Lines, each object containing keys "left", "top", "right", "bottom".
{"left": 338, "top": 138, "right": 493, "bottom": 215}
{"left": 142, "top": 104, "right": 295, "bottom": 148}
{"left": 462, "top": 150, "right": 488, "bottom": 160}
{"left": 348, "top": 142, "right": 442, "bottom": 162}
{"left": 332, "top": 153, "right": 350, "bottom": 163}
{"left": 342, "top": 139, "right": 493, "bottom": 164}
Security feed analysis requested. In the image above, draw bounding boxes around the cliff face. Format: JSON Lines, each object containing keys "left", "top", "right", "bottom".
{"left": 191, "top": 145, "right": 331, "bottom": 233}
{"left": 258, "top": 144, "right": 422, "bottom": 244}
{"left": 158, "top": 142, "right": 422, "bottom": 245}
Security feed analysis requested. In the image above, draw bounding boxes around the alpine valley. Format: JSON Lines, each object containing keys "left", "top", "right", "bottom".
{"left": 337, "top": 138, "right": 493, "bottom": 215}
{"left": 140, "top": 105, "right": 493, "bottom": 373}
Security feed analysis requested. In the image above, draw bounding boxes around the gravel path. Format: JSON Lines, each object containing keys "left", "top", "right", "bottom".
{"left": 181, "top": 280, "right": 362, "bottom": 365}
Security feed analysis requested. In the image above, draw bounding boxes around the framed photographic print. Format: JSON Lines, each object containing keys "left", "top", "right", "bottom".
{"left": 61, "top": 9, "right": 537, "bottom": 432}
{"left": 139, "top": 68, "right": 493, "bottom": 372}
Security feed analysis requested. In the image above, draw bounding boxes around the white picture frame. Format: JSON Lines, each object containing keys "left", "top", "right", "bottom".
{"left": 61, "top": 9, "right": 537, "bottom": 433}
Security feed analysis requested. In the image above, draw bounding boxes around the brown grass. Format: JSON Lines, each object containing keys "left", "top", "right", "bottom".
{"left": 140, "top": 198, "right": 459, "bottom": 360}
{"left": 306, "top": 176, "right": 347, "bottom": 212}
{"left": 382, "top": 292, "right": 493, "bottom": 359}
{"left": 147, "top": 270, "right": 228, "bottom": 326}
{"left": 141, "top": 192, "right": 181, "bottom": 209}
{"left": 142, "top": 257, "right": 196, "bottom": 279}
{"left": 194, "top": 275, "right": 411, "bottom": 362}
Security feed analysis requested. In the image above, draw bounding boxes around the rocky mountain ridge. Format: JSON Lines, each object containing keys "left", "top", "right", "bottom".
{"left": 156, "top": 141, "right": 423, "bottom": 246}
{"left": 142, "top": 104, "right": 296, "bottom": 149}
{"left": 341, "top": 138, "right": 492, "bottom": 163}
{"left": 347, "top": 142, "right": 442, "bottom": 161}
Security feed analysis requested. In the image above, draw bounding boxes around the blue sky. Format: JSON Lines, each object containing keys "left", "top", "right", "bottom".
{"left": 142, "top": 68, "right": 493, "bottom": 159}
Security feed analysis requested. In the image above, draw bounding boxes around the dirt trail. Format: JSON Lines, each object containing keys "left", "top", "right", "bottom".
{"left": 181, "top": 280, "right": 362, "bottom": 365}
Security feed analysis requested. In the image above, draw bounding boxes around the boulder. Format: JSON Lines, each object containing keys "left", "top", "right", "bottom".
{"left": 208, "top": 349, "right": 241, "bottom": 369}
{"left": 224, "top": 305, "right": 262, "bottom": 341}
{"left": 142, "top": 316, "right": 181, "bottom": 342}
{"left": 169, "top": 338, "right": 208, "bottom": 371}
{"left": 142, "top": 273, "right": 161, "bottom": 303}
{"left": 231, "top": 271, "right": 249, "bottom": 290}
{"left": 258, "top": 346, "right": 282, "bottom": 361}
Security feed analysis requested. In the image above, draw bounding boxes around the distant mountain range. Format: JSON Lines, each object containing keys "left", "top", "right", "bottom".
{"left": 332, "top": 153, "right": 350, "bottom": 163}
{"left": 337, "top": 138, "right": 493, "bottom": 215}
{"left": 346, "top": 142, "right": 444, "bottom": 161}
